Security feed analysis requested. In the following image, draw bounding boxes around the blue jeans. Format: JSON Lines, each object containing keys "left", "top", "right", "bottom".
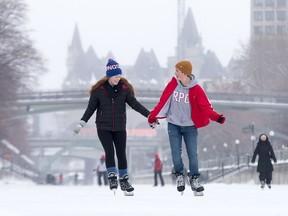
{"left": 168, "top": 122, "right": 199, "bottom": 176}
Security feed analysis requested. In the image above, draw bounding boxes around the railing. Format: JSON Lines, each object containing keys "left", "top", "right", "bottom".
{"left": 11, "top": 89, "right": 288, "bottom": 103}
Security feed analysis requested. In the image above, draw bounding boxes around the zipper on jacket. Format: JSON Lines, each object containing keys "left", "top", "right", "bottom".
{"left": 112, "top": 98, "right": 115, "bottom": 131}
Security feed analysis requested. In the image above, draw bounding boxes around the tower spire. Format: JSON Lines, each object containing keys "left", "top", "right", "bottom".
{"left": 177, "top": 0, "right": 185, "bottom": 60}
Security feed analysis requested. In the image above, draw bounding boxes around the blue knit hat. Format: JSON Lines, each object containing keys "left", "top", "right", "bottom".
{"left": 106, "top": 59, "right": 122, "bottom": 77}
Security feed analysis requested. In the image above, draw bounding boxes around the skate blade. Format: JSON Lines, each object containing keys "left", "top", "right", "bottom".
{"left": 124, "top": 191, "right": 134, "bottom": 196}
{"left": 180, "top": 191, "right": 184, "bottom": 196}
{"left": 193, "top": 191, "right": 204, "bottom": 196}
{"left": 112, "top": 189, "right": 116, "bottom": 195}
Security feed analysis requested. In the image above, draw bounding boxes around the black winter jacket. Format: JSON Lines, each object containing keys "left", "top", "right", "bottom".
{"left": 251, "top": 140, "right": 277, "bottom": 172}
{"left": 81, "top": 78, "right": 150, "bottom": 131}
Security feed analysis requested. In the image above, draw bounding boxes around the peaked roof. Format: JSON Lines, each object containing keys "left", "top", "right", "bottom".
{"left": 200, "top": 50, "right": 225, "bottom": 79}
{"left": 69, "top": 24, "right": 83, "bottom": 53}
{"left": 180, "top": 7, "right": 201, "bottom": 47}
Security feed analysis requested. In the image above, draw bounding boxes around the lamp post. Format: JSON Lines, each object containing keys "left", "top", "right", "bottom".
{"left": 269, "top": 130, "right": 275, "bottom": 145}
{"left": 251, "top": 135, "right": 256, "bottom": 152}
{"left": 203, "top": 147, "right": 207, "bottom": 160}
{"left": 223, "top": 142, "right": 228, "bottom": 157}
{"left": 235, "top": 139, "right": 240, "bottom": 168}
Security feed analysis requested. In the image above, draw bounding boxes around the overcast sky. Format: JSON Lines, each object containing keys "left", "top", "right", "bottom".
{"left": 25, "top": 0, "right": 251, "bottom": 90}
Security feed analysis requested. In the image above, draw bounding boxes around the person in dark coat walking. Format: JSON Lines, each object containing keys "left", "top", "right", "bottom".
{"left": 153, "top": 153, "right": 165, "bottom": 186}
{"left": 73, "top": 59, "right": 150, "bottom": 195}
{"left": 251, "top": 133, "right": 277, "bottom": 189}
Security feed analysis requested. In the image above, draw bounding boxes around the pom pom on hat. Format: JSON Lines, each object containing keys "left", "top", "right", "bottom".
{"left": 106, "top": 59, "right": 122, "bottom": 77}
{"left": 175, "top": 60, "right": 192, "bottom": 76}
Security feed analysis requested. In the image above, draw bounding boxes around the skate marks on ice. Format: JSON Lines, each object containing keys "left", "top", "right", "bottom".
{"left": 178, "top": 188, "right": 204, "bottom": 196}
{"left": 1, "top": 183, "right": 287, "bottom": 216}
{"left": 111, "top": 188, "right": 134, "bottom": 196}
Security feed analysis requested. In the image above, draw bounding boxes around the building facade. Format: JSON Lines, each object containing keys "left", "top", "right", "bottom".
{"left": 251, "top": 0, "right": 288, "bottom": 37}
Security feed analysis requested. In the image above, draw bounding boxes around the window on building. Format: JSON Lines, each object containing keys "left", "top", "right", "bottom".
{"left": 254, "top": 11, "right": 263, "bottom": 21}
{"left": 254, "top": 0, "right": 264, "bottom": 6}
{"left": 265, "top": 11, "right": 275, "bottom": 20}
{"left": 277, "top": 10, "right": 286, "bottom": 20}
{"left": 265, "top": 26, "right": 275, "bottom": 34}
{"left": 277, "top": 25, "right": 287, "bottom": 34}
{"left": 277, "top": 0, "right": 286, "bottom": 7}
{"left": 254, "top": 26, "right": 264, "bottom": 35}
{"left": 265, "top": 0, "right": 275, "bottom": 6}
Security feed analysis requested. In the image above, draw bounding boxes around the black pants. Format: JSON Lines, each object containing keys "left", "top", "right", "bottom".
{"left": 97, "top": 129, "right": 127, "bottom": 170}
{"left": 259, "top": 171, "right": 272, "bottom": 184}
{"left": 154, "top": 170, "right": 165, "bottom": 186}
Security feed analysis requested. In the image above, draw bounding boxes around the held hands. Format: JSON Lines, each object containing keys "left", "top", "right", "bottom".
{"left": 73, "top": 120, "right": 86, "bottom": 135}
{"left": 149, "top": 119, "right": 160, "bottom": 129}
{"left": 217, "top": 115, "right": 226, "bottom": 124}
{"left": 148, "top": 115, "right": 160, "bottom": 129}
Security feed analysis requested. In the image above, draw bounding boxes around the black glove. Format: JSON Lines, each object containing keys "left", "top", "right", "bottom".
{"left": 217, "top": 116, "right": 226, "bottom": 124}
{"left": 149, "top": 119, "right": 160, "bottom": 129}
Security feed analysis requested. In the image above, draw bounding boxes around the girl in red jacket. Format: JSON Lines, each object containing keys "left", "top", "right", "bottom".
{"left": 148, "top": 60, "right": 225, "bottom": 195}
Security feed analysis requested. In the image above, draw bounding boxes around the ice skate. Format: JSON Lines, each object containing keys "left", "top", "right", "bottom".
{"left": 119, "top": 174, "right": 134, "bottom": 196}
{"left": 267, "top": 183, "right": 271, "bottom": 189}
{"left": 190, "top": 174, "right": 204, "bottom": 196}
{"left": 176, "top": 174, "right": 185, "bottom": 195}
{"left": 107, "top": 172, "right": 118, "bottom": 195}
{"left": 260, "top": 181, "right": 265, "bottom": 189}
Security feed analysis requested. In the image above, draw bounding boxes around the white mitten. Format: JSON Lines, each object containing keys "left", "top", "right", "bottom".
{"left": 73, "top": 120, "right": 86, "bottom": 135}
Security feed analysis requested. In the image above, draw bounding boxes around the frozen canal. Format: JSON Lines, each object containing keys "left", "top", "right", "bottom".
{"left": 0, "top": 180, "right": 287, "bottom": 216}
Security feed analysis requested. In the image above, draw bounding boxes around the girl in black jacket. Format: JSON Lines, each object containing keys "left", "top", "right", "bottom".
{"left": 73, "top": 59, "right": 150, "bottom": 195}
{"left": 251, "top": 133, "right": 277, "bottom": 189}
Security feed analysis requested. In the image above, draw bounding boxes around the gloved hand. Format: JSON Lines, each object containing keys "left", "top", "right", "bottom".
{"left": 217, "top": 115, "right": 226, "bottom": 124}
{"left": 149, "top": 119, "right": 160, "bottom": 129}
{"left": 148, "top": 115, "right": 159, "bottom": 129}
{"left": 73, "top": 120, "right": 86, "bottom": 135}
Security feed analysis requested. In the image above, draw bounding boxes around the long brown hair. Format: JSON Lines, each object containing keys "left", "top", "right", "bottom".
{"left": 89, "top": 76, "right": 135, "bottom": 96}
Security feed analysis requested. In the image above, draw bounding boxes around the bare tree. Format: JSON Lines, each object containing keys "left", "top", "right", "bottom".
{"left": 0, "top": 0, "right": 46, "bottom": 153}
{"left": 234, "top": 36, "right": 288, "bottom": 95}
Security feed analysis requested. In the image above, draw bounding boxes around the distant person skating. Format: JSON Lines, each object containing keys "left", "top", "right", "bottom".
{"left": 251, "top": 133, "right": 277, "bottom": 189}
{"left": 94, "top": 154, "right": 108, "bottom": 186}
{"left": 153, "top": 153, "right": 165, "bottom": 187}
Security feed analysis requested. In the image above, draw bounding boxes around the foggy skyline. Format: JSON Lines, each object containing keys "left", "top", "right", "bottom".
{"left": 25, "top": 0, "right": 250, "bottom": 90}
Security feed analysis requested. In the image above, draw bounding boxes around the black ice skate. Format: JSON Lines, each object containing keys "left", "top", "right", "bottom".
{"left": 107, "top": 172, "right": 118, "bottom": 195}
{"left": 190, "top": 174, "right": 204, "bottom": 196}
{"left": 119, "top": 174, "right": 134, "bottom": 196}
{"left": 176, "top": 173, "right": 185, "bottom": 195}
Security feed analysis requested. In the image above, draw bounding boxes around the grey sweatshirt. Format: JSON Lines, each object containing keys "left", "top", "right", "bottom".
{"left": 166, "top": 75, "right": 198, "bottom": 126}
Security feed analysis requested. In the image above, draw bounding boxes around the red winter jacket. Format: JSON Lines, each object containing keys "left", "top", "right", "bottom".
{"left": 154, "top": 158, "right": 163, "bottom": 171}
{"left": 149, "top": 77, "right": 223, "bottom": 128}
